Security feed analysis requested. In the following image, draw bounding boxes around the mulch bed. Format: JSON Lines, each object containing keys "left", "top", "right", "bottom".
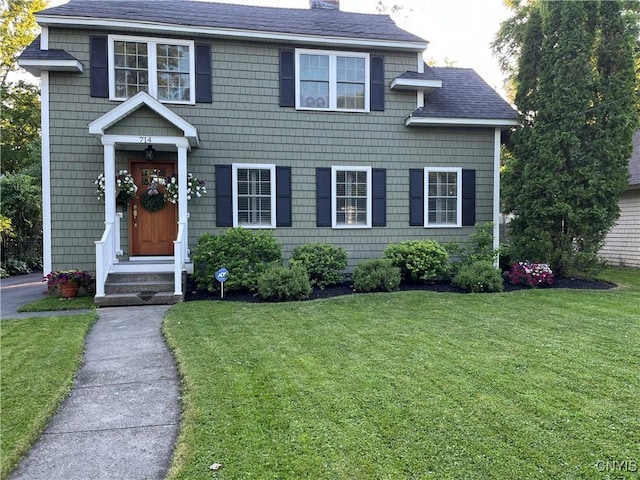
{"left": 185, "top": 276, "right": 616, "bottom": 303}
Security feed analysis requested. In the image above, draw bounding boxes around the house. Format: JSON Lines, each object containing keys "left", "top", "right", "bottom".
{"left": 18, "top": 0, "right": 518, "bottom": 305}
{"left": 600, "top": 130, "right": 640, "bottom": 268}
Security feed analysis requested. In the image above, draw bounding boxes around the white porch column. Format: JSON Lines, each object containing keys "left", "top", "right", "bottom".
{"left": 103, "top": 139, "right": 116, "bottom": 223}
{"left": 493, "top": 128, "right": 501, "bottom": 268}
{"left": 177, "top": 141, "right": 189, "bottom": 261}
{"left": 41, "top": 71, "right": 52, "bottom": 274}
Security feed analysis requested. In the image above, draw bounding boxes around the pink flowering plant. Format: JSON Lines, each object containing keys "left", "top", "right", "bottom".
{"left": 507, "top": 261, "right": 554, "bottom": 287}
{"left": 43, "top": 269, "right": 94, "bottom": 294}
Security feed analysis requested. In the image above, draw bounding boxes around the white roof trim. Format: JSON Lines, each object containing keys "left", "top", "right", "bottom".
{"left": 88, "top": 91, "right": 199, "bottom": 147}
{"left": 391, "top": 78, "right": 442, "bottom": 92}
{"left": 17, "top": 58, "right": 83, "bottom": 75}
{"left": 406, "top": 116, "right": 520, "bottom": 129}
{"left": 35, "top": 15, "right": 428, "bottom": 52}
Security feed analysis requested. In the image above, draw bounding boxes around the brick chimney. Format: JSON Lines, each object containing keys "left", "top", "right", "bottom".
{"left": 310, "top": 0, "right": 339, "bottom": 10}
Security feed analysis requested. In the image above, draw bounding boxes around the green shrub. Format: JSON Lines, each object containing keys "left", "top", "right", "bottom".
{"left": 258, "top": 265, "right": 312, "bottom": 302}
{"left": 447, "top": 223, "right": 498, "bottom": 277}
{"left": 353, "top": 258, "right": 401, "bottom": 293}
{"left": 452, "top": 261, "right": 504, "bottom": 293}
{"left": 1, "top": 258, "right": 31, "bottom": 276}
{"left": 384, "top": 240, "right": 449, "bottom": 283}
{"left": 192, "top": 228, "right": 282, "bottom": 292}
{"left": 290, "top": 242, "right": 347, "bottom": 289}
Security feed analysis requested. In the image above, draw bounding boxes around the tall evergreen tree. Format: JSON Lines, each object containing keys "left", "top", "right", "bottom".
{"left": 494, "top": 0, "right": 639, "bottom": 275}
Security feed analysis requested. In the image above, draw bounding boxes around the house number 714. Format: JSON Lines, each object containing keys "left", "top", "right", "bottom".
{"left": 139, "top": 136, "right": 152, "bottom": 144}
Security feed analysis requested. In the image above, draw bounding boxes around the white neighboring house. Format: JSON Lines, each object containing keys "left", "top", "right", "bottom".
{"left": 600, "top": 130, "right": 640, "bottom": 268}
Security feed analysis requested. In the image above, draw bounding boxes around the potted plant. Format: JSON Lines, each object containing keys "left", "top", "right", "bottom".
{"left": 43, "top": 270, "right": 94, "bottom": 298}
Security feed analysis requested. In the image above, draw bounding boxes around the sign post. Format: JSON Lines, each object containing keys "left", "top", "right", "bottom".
{"left": 214, "top": 268, "right": 229, "bottom": 299}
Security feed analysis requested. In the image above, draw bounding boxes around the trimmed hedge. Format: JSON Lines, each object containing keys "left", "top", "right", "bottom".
{"left": 257, "top": 265, "right": 312, "bottom": 302}
{"left": 192, "top": 228, "right": 282, "bottom": 292}
{"left": 452, "top": 261, "right": 504, "bottom": 293}
{"left": 353, "top": 258, "right": 401, "bottom": 293}
{"left": 290, "top": 242, "right": 347, "bottom": 289}
{"left": 384, "top": 240, "right": 449, "bottom": 283}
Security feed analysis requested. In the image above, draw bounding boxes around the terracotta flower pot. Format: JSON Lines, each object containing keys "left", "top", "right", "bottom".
{"left": 60, "top": 282, "right": 79, "bottom": 298}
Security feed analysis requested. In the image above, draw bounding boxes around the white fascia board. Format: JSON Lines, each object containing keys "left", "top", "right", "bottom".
{"left": 35, "top": 15, "right": 428, "bottom": 52}
{"left": 100, "top": 135, "right": 191, "bottom": 149}
{"left": 406, "top": 116, "right": 520, "bottom": 128}
{"left": 89, "top": 91, "right": 199, "bottom": 147}
{"left": 390, "top": 78, "right": 442, "bottom": 91}
{"left": 17, "top": 59, "right": 83, "bottom": 75}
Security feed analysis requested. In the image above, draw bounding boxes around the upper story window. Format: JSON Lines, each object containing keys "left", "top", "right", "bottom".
{"left": 332, "top": 166, "right": 372, "bottom": 228}
{"left": 425, "top": 167, "right": 462, "bottom": 227}
{"left": 232, "top": 164, "right": 277, "bottom": 228}
{"left": 296, "top": 49, "right": 370, "bottom": 112}
{"left": 109, "top": 35, "right": 195, "bottom": 104}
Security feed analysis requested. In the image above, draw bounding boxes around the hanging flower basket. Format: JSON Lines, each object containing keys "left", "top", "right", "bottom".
{"left": 164, "top": 173, "right": 207, "bottom": 203}
{"left": 95, "top": 170, "right": 138, "bottom": 210}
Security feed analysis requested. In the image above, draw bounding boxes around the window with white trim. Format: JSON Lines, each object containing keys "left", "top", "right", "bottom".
{"left": 425, "top": 167, "right": 462, "bottom": 227}
{"left": 296, "top": 49, "right": 370, "bottom": 112}
{"left": 332, "top": 166, "right": 372, "bottom": 228}
{"left": 109, "top": 35, "right": 195, "bottom": 104}
{"left": 233, "top": 164, "right": 276, "bottom": 228}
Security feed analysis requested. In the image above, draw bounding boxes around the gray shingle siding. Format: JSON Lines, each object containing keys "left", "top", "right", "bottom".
{"left": 43, "top": 18, "right": 506, "bottom": 273}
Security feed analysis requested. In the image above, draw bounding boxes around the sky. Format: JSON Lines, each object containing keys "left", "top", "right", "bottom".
{"left": 34, "top": 0, "right": 512, "bottom": 97}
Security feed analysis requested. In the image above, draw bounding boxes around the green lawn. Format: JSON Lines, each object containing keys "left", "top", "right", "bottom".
{"left": 163, "top": 268, "right": 639, "bottom": 479}
{"left": 17, "top": 295, "right": 94, "bottom": 312}
{"left": 0, "top": 313, "right": 97, "bottom": 479}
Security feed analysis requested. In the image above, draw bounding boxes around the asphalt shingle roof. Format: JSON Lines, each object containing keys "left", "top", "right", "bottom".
{"left": 410, "top": 67, "right": 518, "bottom": 121}
{"left": 37, "top": 0, "right": 426, "bottom": 45}
{"left": 19, "top": 35, "right": 80, "bottom": 62}
{"left": 394, "top": 66, "right": 442, "bottom": 82}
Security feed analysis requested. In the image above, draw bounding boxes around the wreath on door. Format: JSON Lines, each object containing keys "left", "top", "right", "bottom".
{"left": 140, "top": 181, "right": 166, "bottom": 212}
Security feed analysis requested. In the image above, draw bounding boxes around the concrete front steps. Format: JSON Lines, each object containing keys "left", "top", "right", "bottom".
{"left": 94, "top": 271, "right": 184, "bottom": 307}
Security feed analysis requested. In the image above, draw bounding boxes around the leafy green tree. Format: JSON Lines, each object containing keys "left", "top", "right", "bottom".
{"left": 1, "top": 0, "right": 47, "bottom": 88}
{"left": 1, "top": 80, "right": 40, "bottom": 174}
{"left": 0, "top": 172, "right": 42, "bottom": 268}
{"left": 494, "top": 0, "right": 639, "bottom": 275}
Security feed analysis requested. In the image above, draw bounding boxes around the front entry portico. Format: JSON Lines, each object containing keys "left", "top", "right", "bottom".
{"left": 88, "top": 92, "right": 200, "bottom": 299}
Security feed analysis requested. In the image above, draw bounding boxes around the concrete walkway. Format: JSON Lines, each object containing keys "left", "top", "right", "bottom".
{"left": 7, "top": 305, "right": 181, "bottom": 480}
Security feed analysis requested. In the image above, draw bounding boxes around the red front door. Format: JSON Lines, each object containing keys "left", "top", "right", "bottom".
{"left": 129, "top": 161, "right": 177, "bottom": 256}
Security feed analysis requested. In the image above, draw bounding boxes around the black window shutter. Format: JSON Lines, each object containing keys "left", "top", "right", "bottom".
{"left": 215, "top": 165, "right": 233, "bottom": 227}
{"left": 370, "top": 55, "right": 385, "bottom": 111}
{"left": 280, "top": 49, "right": 295, "bottom": 107}
{"left": 276, "top": 166, "right": 292, "bottom": 227}
{"left": 372, "top": 168, "right": 386, "bottom": 226}
{"left": 462, "top": 169, "right": 476, "bottom": 227}
{"left": 409, "top": 169, "right": 424, "bottom": 226}
{"left": 90, "top": 36, "right": 108, "bottom": 98}
{"left": 316, "top": 168, "right": 331, "bottom": 227}
{"left": 195, "top": 43, "right": 212, "bottom": 103}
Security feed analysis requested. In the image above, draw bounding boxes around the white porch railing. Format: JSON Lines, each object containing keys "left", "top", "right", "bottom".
{"left": 173, "top": 222, "right": 186, "bottom": 295}
{"left": 94, "top": 213, "right": 122, "bottom": 297}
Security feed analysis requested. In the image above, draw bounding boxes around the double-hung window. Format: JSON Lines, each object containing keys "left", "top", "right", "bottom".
{"left": 296, "top": 49, "right": 370, "bottom": 112}
{"left": 332, "top": 166, "right": 372, "bottom": 228}
{"left": 233, "top": 164, "right": 276, "bottom": 228}
{"left": 109, "top": 35, "right": 195, "bottom": 104}
{"left": 425, "top": 167, "right": 462, "bottom": 227}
